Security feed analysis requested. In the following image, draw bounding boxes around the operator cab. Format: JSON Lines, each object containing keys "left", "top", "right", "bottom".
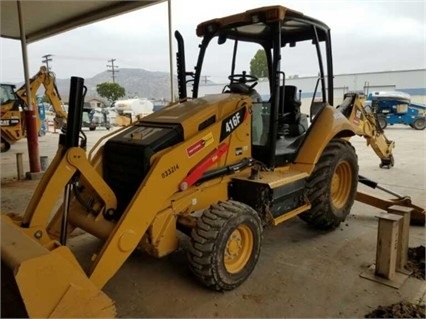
{"left": 176, "top": 5, "right": 334, "bottom": 168}
{"left": 0, "top": 84, "right": 19, "bottom": 108}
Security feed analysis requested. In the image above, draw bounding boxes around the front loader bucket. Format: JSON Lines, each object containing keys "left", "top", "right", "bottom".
{"left": 1, "top": 215, "right": 116, "bottom": 318}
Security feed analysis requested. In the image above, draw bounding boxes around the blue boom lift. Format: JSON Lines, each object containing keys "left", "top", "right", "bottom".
{"left": 365, "top": 91, "right": 426, "bottom": 130}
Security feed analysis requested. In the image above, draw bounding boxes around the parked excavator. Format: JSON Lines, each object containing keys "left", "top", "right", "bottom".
{"left": 0, "top": 66, "right": 67, "bottom": 152}
{"left": 1, "top": 5, "right": 424, "bottom": 318}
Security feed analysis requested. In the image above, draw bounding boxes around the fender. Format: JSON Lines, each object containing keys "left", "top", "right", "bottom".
{"left": 292, "top": 105, "right": 356, "bottom": 174}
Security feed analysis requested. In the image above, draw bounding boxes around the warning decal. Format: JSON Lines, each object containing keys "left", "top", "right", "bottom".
{"left": 186, "top": 132, "right": 214, "bottom": 157}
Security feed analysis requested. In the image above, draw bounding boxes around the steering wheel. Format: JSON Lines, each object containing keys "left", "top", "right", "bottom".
{"left": 228, "top": 71, "right": 258, "bottom": 85}
{"left": 225, "top": 71, "right": 259, "bottom": 94}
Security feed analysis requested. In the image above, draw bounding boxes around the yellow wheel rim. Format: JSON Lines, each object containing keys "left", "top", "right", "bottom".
{"left": 224, "top": 225, "right": 253, "bottom": 274}
{"left": 331, "top": 161, "right": 352, "bottom": 209}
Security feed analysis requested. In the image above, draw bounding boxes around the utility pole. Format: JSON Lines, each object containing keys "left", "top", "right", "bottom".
{"left": 202, "top": 75, "right": 210, "bottom": 84}
{"left": 107, "top": 58, "right": 119, "bottom": 83}
{"left": 42, "top": 54, "right": 53, "bottom": 70}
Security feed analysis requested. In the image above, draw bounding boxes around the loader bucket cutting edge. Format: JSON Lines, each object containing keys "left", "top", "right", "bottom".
{"left": 1, "top": 215, "right": 116, "bottom": 318}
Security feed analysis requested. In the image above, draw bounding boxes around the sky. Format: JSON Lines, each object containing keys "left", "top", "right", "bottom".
{"left": 1, "top": 0, "right": 425, "bottom": 84}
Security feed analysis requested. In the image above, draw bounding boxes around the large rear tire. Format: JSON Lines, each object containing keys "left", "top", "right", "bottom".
{"left": 187, "top": 200, "right": 262, "bottom": 291}
{"left": 299, "top": 139, "right": 358, "bottom": 230}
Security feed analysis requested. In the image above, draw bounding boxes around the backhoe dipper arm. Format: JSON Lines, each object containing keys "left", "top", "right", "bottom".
{"left": 15, "top": 66, "right": 67, "bottom": 120}
{"left": 43, "top": 74, "right": 67, "bottom": 120}
{"left": 338, "top": 92, "right": 395, "bottom": 168}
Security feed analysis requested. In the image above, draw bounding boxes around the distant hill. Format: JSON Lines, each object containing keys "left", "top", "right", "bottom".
{"left": 53, "top": 68, "right": 178, "bottom": 102}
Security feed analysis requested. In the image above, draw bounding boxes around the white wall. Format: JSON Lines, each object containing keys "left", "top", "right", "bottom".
{"left": 197, "top": 69, "right": 426, "bottom": 108}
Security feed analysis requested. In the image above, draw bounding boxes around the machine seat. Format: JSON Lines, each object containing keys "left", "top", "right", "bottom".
{"left": 278, "top": 85, "right": 306, "bottom": 137}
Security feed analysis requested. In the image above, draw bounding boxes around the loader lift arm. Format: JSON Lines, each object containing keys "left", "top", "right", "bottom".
{"left": 1, "top": 77, "right": 117, "bottom": 318}
{"left": 338, "top": 92, "right": 395, "bottom": 168}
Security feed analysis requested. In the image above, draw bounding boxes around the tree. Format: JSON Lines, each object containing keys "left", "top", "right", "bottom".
{"left": 96, "top": 82, "right": 125, "bottom": 105}
{"left": 41, "top": 94, "right": 51, "bottom": 104}
{"left": 250, "top": 49, "right": 268, "bottom": 78}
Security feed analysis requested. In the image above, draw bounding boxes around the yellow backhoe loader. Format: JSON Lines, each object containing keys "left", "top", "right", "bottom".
{"left": 0, "top": 66, "right": 67, "bottom": 152}
{"left": 0, "top": 82, "right": 30, "bottom": 152}
{"left": 1, "top": 5, "right": 424, "bottom": 318}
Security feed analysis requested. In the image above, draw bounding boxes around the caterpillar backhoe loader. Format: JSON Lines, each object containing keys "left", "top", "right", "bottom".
{"left": 0, "top": 83, "right": 29, "bottom": 152}
{"left": 0, "top": 66, "right": 67, "bottom": 152}
{"left": 1, "top": 5, "right": 424, "bottom": 318}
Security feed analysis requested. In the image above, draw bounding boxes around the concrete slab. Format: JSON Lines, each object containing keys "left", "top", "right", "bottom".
{"left": 1, "top": 125, "right": 425, "bottom": 317}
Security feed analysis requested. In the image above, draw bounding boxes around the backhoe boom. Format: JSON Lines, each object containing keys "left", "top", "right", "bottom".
{"left": 338, "top": 92, "right": 395, "bottom": 168}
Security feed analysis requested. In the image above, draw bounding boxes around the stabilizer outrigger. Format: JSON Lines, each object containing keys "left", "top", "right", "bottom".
{"left": 357, "top": 175, "right": 425, "bottom": 226}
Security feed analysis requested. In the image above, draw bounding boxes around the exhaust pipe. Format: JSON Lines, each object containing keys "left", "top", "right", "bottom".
{"left": 63, "top": 76, "right": 86, "bottom": 148}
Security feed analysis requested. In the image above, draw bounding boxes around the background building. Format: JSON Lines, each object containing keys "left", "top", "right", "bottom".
{"left": 198, "top": 68, "right": 426, "bottom": 114}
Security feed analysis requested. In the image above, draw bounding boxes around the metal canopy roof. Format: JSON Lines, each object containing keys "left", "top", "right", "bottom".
{"left": 0, "top": 0, "right": 167, "bottom": 174}
{"left": 1, "top": 0, "right": 165, "bottom": 43}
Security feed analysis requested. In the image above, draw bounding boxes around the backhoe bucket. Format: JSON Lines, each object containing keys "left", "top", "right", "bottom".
{"left": 1, "top": 215, "right": 116, "bottom": 318}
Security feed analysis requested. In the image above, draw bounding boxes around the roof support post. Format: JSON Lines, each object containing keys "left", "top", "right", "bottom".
{"left": 17, "top": 0, "right": 41, "bottom": 173}
{"left": 168, "top": 0, "right": 174, "bottom": 102}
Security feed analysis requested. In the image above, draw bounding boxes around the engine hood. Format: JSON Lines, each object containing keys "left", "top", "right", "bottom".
{"left": 140, "top": 93, "right": 251, "bottom": 139}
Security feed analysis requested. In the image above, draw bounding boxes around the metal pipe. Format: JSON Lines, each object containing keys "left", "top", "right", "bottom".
{"left": 358, "top": 175, "right": 403, "bottom": 199}
{"left": 67, "top": 209, "right": 115, "bottom": 241}
{"left": 17, "top": 0, "right": 41, "bottom": 173}
{"left": 175, "top": 31, "right": 187, "bottom": 100}
{"left": 65, "top": 77, "right": 85, "bottom": 148}
{"left": 268, "top": 20, "right": 282, "bottom": 169}
{"left": 168, "top": 0, "right": 174, "bottom": 102}
{"left": 17, "top": 1, "right": 31, "bottom": 111}
{"left": 375, "top": 184, "right": 404, "bottom": 199}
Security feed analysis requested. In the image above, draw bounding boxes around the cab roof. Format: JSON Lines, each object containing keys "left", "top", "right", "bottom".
{"left": 196, "top": 5, "right": 330, "bottom": 46}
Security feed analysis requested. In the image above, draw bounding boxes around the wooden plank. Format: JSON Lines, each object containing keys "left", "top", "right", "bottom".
{"left": 375, "top": 213, "right": 401, "bottom": 280}
{"left": 387, "top": 206, "right": 412, "bottom": 271}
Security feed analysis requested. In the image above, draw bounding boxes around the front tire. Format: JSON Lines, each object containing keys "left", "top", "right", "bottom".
{"left": 377, "top": 115, "right": 387, "bottom": 129}
{"left": 299, "top": 139, "right": 358, "bottom": 230}
{"left": 187, "top": 200, "right": 262, "bottom": 291}
{"left": 1, "top": 138, "right": 10, "bottom": 153}
{"left": 412, "top": 117, "right": 426, "bottom": 130}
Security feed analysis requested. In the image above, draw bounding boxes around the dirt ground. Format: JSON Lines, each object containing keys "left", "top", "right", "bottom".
{"left": 1, "top": 125, "right": 425, "bottom": 318}
{"left": 365, "top": 300, "right": 425, "bottom": 318}
{"left": 363, "top": 246, "right": 426, "bottom": 318}
{"left": 407, "top": 246, "right": 426, "bottom": 280}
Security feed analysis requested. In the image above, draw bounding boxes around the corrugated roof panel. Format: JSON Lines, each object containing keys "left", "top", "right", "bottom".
{"left": 1, "top": 0, "right": 164, "bottom": 43}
